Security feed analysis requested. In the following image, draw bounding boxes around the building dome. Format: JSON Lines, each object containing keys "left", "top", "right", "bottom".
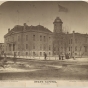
{"left": 53, "top": 17, "right": 62, "bottom": 23}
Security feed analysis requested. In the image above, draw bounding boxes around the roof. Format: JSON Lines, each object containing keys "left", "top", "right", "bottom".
{"left": 4, "top": 24, "right": 52, "bottom": 37}
{"left": 65, "top": 32, "right": 88, "bottom": 38}
{"left": 53, "top": 17, "right": 63, "bottom": 23}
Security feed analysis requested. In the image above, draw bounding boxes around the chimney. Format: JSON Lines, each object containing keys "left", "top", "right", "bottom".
{"left": 24, "top": 23, "right": 27, "bottom": 30}
{"left": 67, "top": 32, "right": 69, "bottom": 34}
{"left": 73, "top": 31, "right": 75, "bottom": 33}
{"left": 8, "top": 28, "right": 10, "bottom": 32}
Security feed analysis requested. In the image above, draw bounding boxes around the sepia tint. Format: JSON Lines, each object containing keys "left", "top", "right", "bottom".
{"left": 0, "top": 1, "right": 88, "bottom": 82}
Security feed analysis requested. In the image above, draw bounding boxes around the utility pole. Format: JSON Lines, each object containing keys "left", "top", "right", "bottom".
{"left": 72, "top": 31, "right": 75, "bottom": 59}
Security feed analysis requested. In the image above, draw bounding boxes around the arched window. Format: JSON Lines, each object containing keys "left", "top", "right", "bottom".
{"left": 44, "top": 36, "right": 45, "bottom": 41}
{"left": 40, "top": 35, "right": 42, "bottom": 41}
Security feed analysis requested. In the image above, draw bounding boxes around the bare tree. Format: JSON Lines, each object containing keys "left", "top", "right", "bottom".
{"left": 62, "top": 26, "right": 71, "bottom": 33}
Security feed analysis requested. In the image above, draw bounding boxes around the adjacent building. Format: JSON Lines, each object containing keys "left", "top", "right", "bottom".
{"left": 0, "top": 43, "right": 4, "bottom": 54}
{"left": 4, "top": 17, "right": 88, "bottom": 57}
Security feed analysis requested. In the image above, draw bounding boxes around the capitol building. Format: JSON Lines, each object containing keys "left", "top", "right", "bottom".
{"left": 4, "top": 17, "right": 88, "bottom": 58}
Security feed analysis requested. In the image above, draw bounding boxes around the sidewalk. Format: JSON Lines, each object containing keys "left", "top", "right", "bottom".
{"left": 7, "top": 55, "right": 88, "bottom": 61}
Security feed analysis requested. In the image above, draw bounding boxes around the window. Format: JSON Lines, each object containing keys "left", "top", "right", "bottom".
{"left": 33, "top": 35, "right": 35, "bottom": 41}
{"left": 85, "top": 38, "right": 87, "bottom": 43}
{"left": 9, "top": 44, "right": 11, "bottom": 51}
{"left": 80, "top": 47, "right": 81, "bottom": 51}
{"left": 69, "top": 39, "right": 70, "bottom": 44}
{"left": 49, "top": 37, "right": 50, "bottom": 40}
{"left": 26, "top": 35, "right": 28, "bottom": 41}
{"left": 49, "top": 45, "right": 51, "bottom": 50}
{"left": 33, "top": 52, "right": 35, "bottom": 56}
{"left": 40, "top": 35, "right": 42, "bottom": 41}
{"left": 13, "top": 37, "right": 14, "bottom": 41}
{"left": 18, "top": 52, "right": 20, "bottom": 56}
{"left": 84, "top": 46, "right": 87, "bottom": 52}
{"left": 71, "top": 46, "right": 72, "bottom": 51}
{"left": 26, "top": 52, "right": 28, "bottom": 56}
{"left": 71, "top": 39, "right": 72, "bottom": 44}
{"left": 18, "top": 36, "right": 19, "bottom": 41}
{"left": 69, "top": 47, "right": 70, "bottom": 51}
{"left": 44, "top": 36, "right": 45, "bottom": 41}
{"left": 40, "top": 44, "right": 42, "bottom": 50}
{"left": 54, "top": 47, "right": 56, "bottom": 51}
{"left": 8, "top": 38, "right": 9, "bottom": 42}
{"left": 18, "top": 44, "right": 20, "bottom": 50}
{"left": 33, "top": 44, "right": 35, "bottom": 49}
{"left": 49, "top": 52, "right": 50, "bottom": 55}
{"left": 61, "top": 47, "right": 63, "bottom": 50}
{"left": 26, "top": 44, "right": 28, "bottom": 49}
{"left": 75, "top": 46, "right": 77, "bottom": 51}
{"left": 75, "top": 39, "right": 77, "bottom": 43}
{"left": 13, "top": 44, "right": 15, "bottom": 51}
{"left": 44, "top": 45, "right": 46, "bottom": 50}
{"left": 75, "top": 53, "right": 77, "bottom": 55}
{"left": 6, "top": 46, "right": 7, "bottom": 51}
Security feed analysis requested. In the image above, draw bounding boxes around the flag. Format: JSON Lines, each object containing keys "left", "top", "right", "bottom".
{"left": 58, "top": 4, "right": 68, "bottom": 12}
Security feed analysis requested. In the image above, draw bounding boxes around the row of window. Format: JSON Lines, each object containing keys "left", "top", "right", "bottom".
{"left": 54, "top": 47, "right": 63, "bottom": 51}
{"left": 18, "top": 35, "right": 51, "bottom": 41}
{"left": 69, "top": 39, "right": 72, "bottom": 44}
{"left": 6, "top": 35, "right": 51, "bottom": 42}
{"left": 17, "top": 52, "right": 51, "bottom": 56}
{"left": 69, "top": 46, "right": 82, "bottom": 51}
{"left": 7, "top": 44, "right": 51, "bottom": 51}
{"left": 53, "top": 46, "right": 82, "bottom": 52}
{"left": 23, "top": 44, "right": 51, "bottom": 50}
{"left": 69, "top": 38, "right": 86, "bottom": 44}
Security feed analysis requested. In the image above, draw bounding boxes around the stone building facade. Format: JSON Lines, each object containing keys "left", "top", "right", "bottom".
{"left": 66, "top": 32, "right": 88, "bottom": 57}
{"left": 4, "top": 17, "right": 88, "bottom": 57}
{"left": 4, "top": 24, "right": 53, "bottom": 57}
{"left": 53, "top": 17, "right": 88, "bottom": 57}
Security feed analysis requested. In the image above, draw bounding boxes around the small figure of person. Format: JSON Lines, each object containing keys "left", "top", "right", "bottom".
{"left": 59, "top": 54, "right": 61, "bottom": 60}
{"left": 0, "top": 53, "right": 7, "bottom": 68}
{"left": 44, "top": 52, "right": 47, "bottom": 60}
{"left": 3, "top": 53, "right": 7, "bottom": 62}
{"left": 65, "top": 53, "right": 67, "bottom": 59}
{"left": 61, "top": 53, "right": 64, "bottom": 60}
{"left": 73, "top": 56, "right": 75, "bottom": 60}
{"left": 72, "top": 53, "right": 75, "bottom": 60}
{"left": 65, "top": 53, "right": 69, "bottom": 59}
{"left": 13, "top": 52, "right": 17, "bottom": 63}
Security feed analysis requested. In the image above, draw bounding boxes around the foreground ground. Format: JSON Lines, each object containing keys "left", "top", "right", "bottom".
{"left": 0, "top": 58, "right": 88, "bottom": 80}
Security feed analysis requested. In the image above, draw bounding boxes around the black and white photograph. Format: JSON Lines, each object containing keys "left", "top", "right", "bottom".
{"left": 0, "top": 1, "right": 88, "bottom": 82}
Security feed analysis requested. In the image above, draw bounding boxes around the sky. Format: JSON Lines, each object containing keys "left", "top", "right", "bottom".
{"left": 0, "top": 1, "right": 88, "bottom": 42}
